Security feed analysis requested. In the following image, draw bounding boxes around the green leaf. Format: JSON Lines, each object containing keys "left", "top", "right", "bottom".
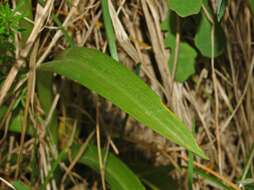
{"left": 37, "top": 71, "right": 58, "bottom": 144}
{"left": 6, "top": 120, "right": 145, "bottom": 190}
{"left": 188, "top": 121, "right": 195, "bottom": 190}
{"left": 72, "top": 144, "right": 145, "bottom": 190}
{"left": 248, "top": 0, "right": 254, "bottom": 14}
{"left": 17, "top": 0, "right": 33, "bottom": 44}
{"left": 194, "top": 13, "right": 225, "bottom": 58}
{"left": 0, "top": 106, "right": 7, "bottom": 119}
{"left": 164, "top": 31, "right": 176, "bottom": 48}
{"left": 40, "top": 47, "right": 207, "bottom": 159}
{"left": 216, "top": 0, "right": 228, "bottom": 22}
{"left": 101, "top": 0, "right": 118, "bottom": 60}
{"left": 168, "top": 42, "right": 197, "bottom": 82}
{"left": 160, "top": 14, "right": 170, "bottom": 32}
{"left": 7, "top": 111, "right": 34, "bottom": 135}
{"left": 239, "top": 144, "right": 254, "bottom": 186}
{"left": 239, "top": 178, "right": 254, "bottom": 189}
{"left": 163, "top": 16, "right": 197, "bottom": 82}
{"left": 12, "top": 181, "right": 31, "bottom": 190}
{"left": 194, "top": 168, "right": 234, "bottom": 190}
{"left": 129, "top": 162, "right": 178, "bottom": 190}
{"left": 9, "top": 112, "right": 23, "bottom": 132}
{"left": 51, "top": 14, "right": 76, "bottom": 48}
{"left": 168, "top": 0, "right": 202, "bottom": 17}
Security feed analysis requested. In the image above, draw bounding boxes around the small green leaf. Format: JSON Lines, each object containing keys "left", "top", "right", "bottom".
{"left": 194, "top": 13, "right": 225, "bottom": 58}
{"left": 163, "top": 17, "right": 197, "bottom": 82}
{"left": 7, "top": 111, "right": 34, "bottom": 135}
{"left": 72, "top": 144, "right": 145, "bottom": 190}
{"left": 239, "top": 144, "right": 254, "bottom": 186}
{"left": 248, "top": 0, "right": 254, "bottom": 14}
{"left": 9, "top": 112, "right": 23, "bottom": 132}
{"left": 168, "top": 0, "right": 202, "bottom": 17}
{"left": 238, "top": 178, "right": 254, "bottom": 188}
{"left": 12, "top": 181, "right": 31, "bottom": 190}
{"left": 40, "top": 47, "right": 207, "bottom": 159}
{"left": 194, "top": 168, "right": 234, "bottom": 190}
{"left": 216, "top": 0, "right": 228, "bottom": 22}
{"left": 168, "top": 42, "right": 197, "bottom": 82}
{"left": 188, "top": 122, "right": 195, "bottom": 190}
{"left": 37, "top": 71, "right": 58, "bottom": 144}
{"left": 17, "top": 0, "right": 33, "bottom": 44}
{"left": 0, "top": 105, "right": 7, "bottom": 119}
{"left": 101, "top": 0, "right": 118, "bottom": 60}
{"left": 160, "top": 15, "right": 170, "bottom": 32}
{"left": 164, "top": 32, "right": 176, "bottom": 48}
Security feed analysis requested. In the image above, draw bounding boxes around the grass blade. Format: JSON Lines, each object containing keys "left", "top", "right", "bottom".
{"left": 216, "top": 0, "right": 227, "bottom": 21}
{"left": 239, "top": 144, "right": 254, "bottom": 188}
{"left": 188, "top": 150, "right": 194, "bottom": 190}
{"left": 194, "top": 168, "right": 234, "bottom": 190}
{"left": 101, "top": 0, "right": 118, "bottom": 60}
{"left": 188, "top": 122, "right": 196, "bottom": 190}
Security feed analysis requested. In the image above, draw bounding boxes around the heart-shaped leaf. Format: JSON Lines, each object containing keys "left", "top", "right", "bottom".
{"left": 194, "top": 13, "right": 225, "bottom": 58}
{"left": 168, "top": 42, "right": 197, "bottom": 82}
{"left": 163, "top": 15, "right": 197, "bottom": 82}
{"left": 168, "top": 0, "right": 202, "bottom": 17}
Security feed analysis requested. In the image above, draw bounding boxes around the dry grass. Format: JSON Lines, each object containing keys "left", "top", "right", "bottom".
{"left": 0, "top": 0, "right": 253, "bottom": 189}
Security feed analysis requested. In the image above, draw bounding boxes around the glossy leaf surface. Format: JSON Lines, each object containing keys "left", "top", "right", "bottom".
{"left": 40, "top": 47, "right": 207, "bottom": 159}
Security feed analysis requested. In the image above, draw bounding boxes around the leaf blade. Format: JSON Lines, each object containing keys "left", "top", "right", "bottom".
{"left": 216, "top": 0, "right": 227, "bottom": 22}
{"left": 39, "top": 47, "right": 207, "bottom": 159}
{"left": 168, "top": 0, "right": 202, "bottom": 17}
{"left": 194, "top": 13, "right": 225, "bottom": 58}
{"left": 12, "top": 181, "right": 31, "bottom": 190}
{"left": 168, "top": 42, "right": 197, "bottom": 82}
{"left": 72, "top": 144, "right": 145, "bottom": 190}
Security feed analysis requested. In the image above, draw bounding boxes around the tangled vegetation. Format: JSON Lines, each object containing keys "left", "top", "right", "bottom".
{"left": 0, "top": 0, "right": 253, "bottom": 189}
